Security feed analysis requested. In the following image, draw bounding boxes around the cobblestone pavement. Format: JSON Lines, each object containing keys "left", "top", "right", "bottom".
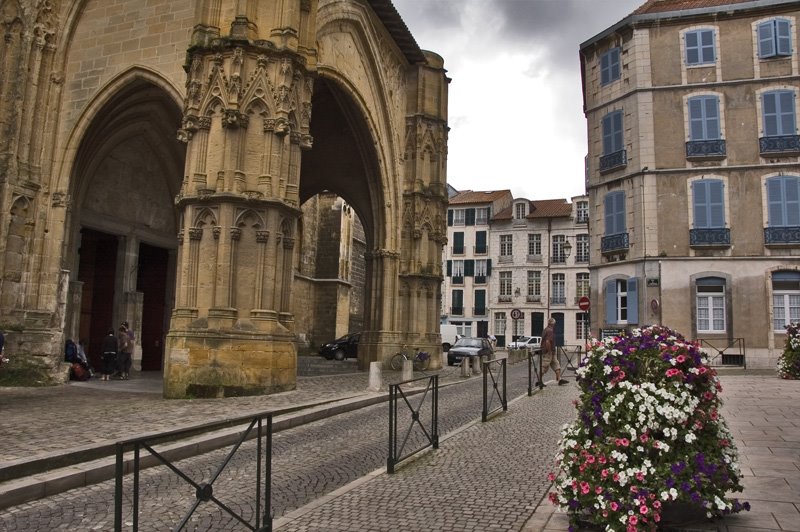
{"left": 0, "top": 360, "right": 577, "bottom": 531}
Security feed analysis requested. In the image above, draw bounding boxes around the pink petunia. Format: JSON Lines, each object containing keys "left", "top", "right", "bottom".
{"left": 640, "top": 504, "right": 649, "bottom": 514}
{"left": 629, "top": 515, "right": 639, "bottom": 525}
{"left": 610, "top": 501, "right": 619, "bottom": 511}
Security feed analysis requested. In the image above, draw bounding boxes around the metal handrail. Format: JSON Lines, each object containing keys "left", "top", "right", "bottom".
{"left": 697, "top": 338, "right": 746, "bottom": 368}
{"left": 482, "top": 357, "right": 507, "bottom": 422}
{"left": 387, "top": 375, "right": 439, "bottom": 474}
{"left": 114, "top": 411, "right": 273, "bottom": 532}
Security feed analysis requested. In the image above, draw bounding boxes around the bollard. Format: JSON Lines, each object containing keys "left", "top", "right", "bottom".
{"left": 471, "top": 356, "right": 481, "bottom": 375}
{"left": 460, "top": 357, "right": 471, "bottom": 377}
{"left": 402, "top": 358, "right": 413, "bottom": 381}
{"left": 368, "top": 361, "right": 382, "bottom": 392}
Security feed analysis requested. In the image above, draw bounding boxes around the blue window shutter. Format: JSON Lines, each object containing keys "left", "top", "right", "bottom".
{"left": 779, "top": 91, "right": 795, "bottom": 135}
{"left": 486, "top": 259, "right": 492, "bottom": 276}
{"left": 701, "top": 29, "right": 715, "bottom": 63}
{"left": 777, "top": 19, "right": 792, "bottom": 56}
{"left": 705, "top": 96, "right": 720, "bottom": 139}
{"left": 693, "top": 180, "right": 709, "bottom": 228}
{"left": 465, "top": 260, "right": 474, "bottom": 277}
{"left": 447, "top": 209, "right": 453, "bottom": 226}
{"left": 688, "top": 98, "right": 705, "bottom": 140}
{"left": 605, "top": 279, "right": 617, "bottom": 324}
{"left": 786, "top": 177, "right": 800, "bottom": 226}
{"left": 627, "top": 277, "right": 639, "bottom": 324}
{"left": 685, "top": 31, "right": 700, "bottom": 64}
{"left": 708, "top": 180, "right": 725, "bottom": 228}
{"left": 759, "top": 20, "right": 776, "bottom": 58}
{"left": 767, "top": 177, "right": 785, "bottom": 226}
{"left": 601, "top": 51, "right": 610, "bottom": 84}
{"left": 763, "top": 92, "right": 779, "bottom": 136}
{"left": 447, "top": 260, "right": 452, "bottom": 277}
{"left": 602, "top": 114, "right": 613, "bottom": 154}
{"left": 610, "top": 48, "right": 620, "bottom": 80}
{"left": 465, "top": 208, "right": 476, "bottom": 226}
{"left": 613, "top": 192, "right": 625, "bottom": 234}
{"left": 604, "top": 193, "right": 615, "bottom": 235}
{"left": 612, "top": 111, "right": 623, "bottom": 152}
{"left": 452, "top": 290, "right": 463, "bottom": 307}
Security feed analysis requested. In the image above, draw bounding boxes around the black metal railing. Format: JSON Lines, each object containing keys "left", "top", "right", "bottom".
{"left": 601, "top": 232, "right": 629, "bottom": 253}
{"left": 528, "top": 350, "right": 543, "bottom": 395}
{"left": 387, "top": 375, "right": 439, "bottom": 474}
{"left": 600, "top": 149, "right": 627, "bottom": 172}
{"left": 765, "top": 226, "right": 800, "bottom": 244}
{"left": 482, "top": 357, "right": 507, "bottom": 422}
{"left": 557, "top": 345, "right": 584, "bottom": 378}
{"left": 114, "top": 412, "right": 273, "bottom": 532}
{"left": 697, "top": 338, "right": 746, "bottom": 368}
{"left": 686, "top": 139, "right": 726, "bottom": 158}
{"left": 760, "top": 135, "right": 800, "bottom": 154}
{"left": 690, "top": 228, "right": 730, "bottom": 246}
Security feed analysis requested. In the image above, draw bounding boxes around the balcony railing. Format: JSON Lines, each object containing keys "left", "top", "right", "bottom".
{"left": 601, "top": 232, "right": 629, "bottom": 253}
{"left": 451, "top": 306, "right": 464, "bottom": 316}
{"left": 550, "top": 296, "right": 566, "bottom": 305}
{"left": 473, "top": 307, "right": 487, "bottom": 316}
{"left": 765, "top": 226, "right": 800, "bottom": 245}
{"left": 599, "top": 149, "right": 627, "bottom": 172}
{"left": 474, "top": 275, "right": 486, "bottom": 284}
{"left": 497, "top": 295, "right": 512, "bottom": 303}
{"left": 473, "top": 245, "right": 488, "bottom": 255}
{"left": 451, "top": 276, "right": 464, "bottom": 285}
{"left": 450, "top": 246, "right": 465, "bottom": 256}
{"left": 686, "top": 139, "right": 726, "bottom": 159}
{"left": 760, "top": 135, "right": 800, "bottom": 155}
{"left": 526, "top": 295, "right": 541, "bottom": 303}
{"left": 690, "top": 228, "right": 730, "bottom": 247}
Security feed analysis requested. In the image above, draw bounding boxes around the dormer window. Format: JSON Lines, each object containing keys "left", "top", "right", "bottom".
{"left": 514, "top": 202, "right": 528, "bottom": 220}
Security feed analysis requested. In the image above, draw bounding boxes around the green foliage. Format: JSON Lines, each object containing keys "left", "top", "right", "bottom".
{"left": 777, "top": 323, "right": 800, "bottom": 379}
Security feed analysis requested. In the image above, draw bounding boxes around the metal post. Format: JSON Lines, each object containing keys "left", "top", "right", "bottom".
{"left": 432, "top": 375, "right": 439, "bottom": 448}
{"left": 133, "top": 444, "right": 140, "bottom": 531}
{"left": 114, "top": 443, "right": 123, "bottom": 532}
{"left": 502, "top": 358, "right": 508, "bottom": 411}
{"left": 387, "top": 384, "right": 396, "bottom": 473}
{"left": 527, "top": 351, "right": 533, "bottom": 396}
{"left": 482, "top": 359, "right": 488, "bottom": 422}
{"left": 538, "top": 349, "right": 544, "bottom": 390}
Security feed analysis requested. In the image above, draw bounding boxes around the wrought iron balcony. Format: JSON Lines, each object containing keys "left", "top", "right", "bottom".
{"left": 498, "top": 295, "right": 512, "bottom": 303}
{"left": 451, "top": 306, "right": 464, "bottom": 316}
{"left": 760, "top": 135, "right": 800, "bottom": 155}
{"left": 765, "top": 227, "right": 800, "bottom": 245}
{"left": 451, "top": 276, "right": 464, "bottom": 285}
{"left": 686, "top": 139, "right": 726, "bottom": 159}
{"left": 473, "top": 245, "right": 488, "bottom": 255}
{"left": 526, "top": 295, "right": 541, "bottom": 303}
{"left": 601, "top": 232, "right": 629, "bottom": 253}
{"left": 599, "top": 149, "right": 627, "bottom": 172}
{"left": 690, "top": 228, "right": 731, "bottom": 247}
{"left": 550, "top": 296, "right": 566, "bottom": 305}
{"left": 450, "top": 246, "right": 465, "bottom": 256}
{"left": 474, "top": 275, "right": 486, "bottom": 284}
{"left": 473, "top": 307, "right": 487, "bottom": 316}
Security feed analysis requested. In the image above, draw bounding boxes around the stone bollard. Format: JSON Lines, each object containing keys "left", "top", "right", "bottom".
{"left": 368, "top": 361, "right": 382, "bottom": 392}
{"left": 471, "top": 356, "right": 482, "bottom": 375}
{"left": 460, "top": 357, "right": 471, "bottom": 377}
{"left": 402, "top": 358, "right": 413, "bottom": 381}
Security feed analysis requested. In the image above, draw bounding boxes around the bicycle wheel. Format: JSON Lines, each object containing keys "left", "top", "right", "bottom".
{"left": 390, "top": 353, "right": 405, "bottom": 371}
{"left": 414, "top": 352, "right": 430, "bottom": 371}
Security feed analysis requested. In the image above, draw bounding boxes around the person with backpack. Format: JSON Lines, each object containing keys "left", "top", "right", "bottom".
{"left": 101, "top": 329, "right": 118, "bottom": 381}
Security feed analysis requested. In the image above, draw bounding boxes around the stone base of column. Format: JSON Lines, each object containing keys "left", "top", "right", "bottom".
{"left": 163, "top": 328, "right": 296, "bottom": 399}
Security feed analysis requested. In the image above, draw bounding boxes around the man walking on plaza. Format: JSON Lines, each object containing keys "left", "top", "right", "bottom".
{"left": 538, "top": 318, "right": 568, "bottom": 387}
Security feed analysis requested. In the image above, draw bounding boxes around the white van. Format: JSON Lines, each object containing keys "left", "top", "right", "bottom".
{"left": 440, "top": 324, "right": 459, "bottom": 352}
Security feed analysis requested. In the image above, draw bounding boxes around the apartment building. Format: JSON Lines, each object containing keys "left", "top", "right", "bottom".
{"left": 580, "top": 0, "right": 800, "bottom": 367}
{"left": 489, "top": 196, "right": 591, "bottom": 348}
{"left": 443, "top": 190, "right": 513, "bottom": 338}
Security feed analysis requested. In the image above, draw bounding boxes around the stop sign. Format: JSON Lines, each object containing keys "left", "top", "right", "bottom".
{"left": 578, "top": 296, "right": 591, "bottom": 311}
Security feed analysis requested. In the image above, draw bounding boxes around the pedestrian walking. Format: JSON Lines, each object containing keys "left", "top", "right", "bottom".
{"left": 538, "top": 318, "right": 568, "bottom": 387}
{"left": 100, "top": 329, "right": 117, "bottom": 381}
{"left": 116, "top": 323, "right": 133, "bottom": 380}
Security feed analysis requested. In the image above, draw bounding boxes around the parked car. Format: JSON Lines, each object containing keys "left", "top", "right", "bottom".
{"left": 447, "top": 337, "right": 493, "bottom": 366}
{"left": 319, "top": 333, "right": 360, "bottom": 361}
{"left": 507, "top": 336, "right": 542, "bottom": 351}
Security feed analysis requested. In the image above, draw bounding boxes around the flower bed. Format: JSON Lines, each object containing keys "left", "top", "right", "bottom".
{"left": 777, "top": 323, "right": 800, "bottom": 379}
{"left": 548, "top": 325, "right": 748, "bottom": 531}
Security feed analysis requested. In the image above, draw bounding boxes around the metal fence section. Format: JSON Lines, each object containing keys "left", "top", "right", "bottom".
{"left": 557, "top": 344, "right": 584, "bottom": 378}
{"left": 528, "top": 350, "right": 543, "bottom": 395}
{"left": 697, "top": 338, "right": 746, "bottom": 368}
{"left": 387, "top": 375, "right": 439, "bottom": 474}
{"left": 114, "top": 413, "right": 273, "bottom": 532}
{"left": 482, "top": 357, "right": 507, "bottom": 422}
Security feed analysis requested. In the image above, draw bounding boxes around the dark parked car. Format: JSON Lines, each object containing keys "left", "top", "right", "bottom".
{"left": 319, "top": 333, "right": 360, "bottom": 361}
{"left": 447, "top": 337, "right": 493, "bottom": 366}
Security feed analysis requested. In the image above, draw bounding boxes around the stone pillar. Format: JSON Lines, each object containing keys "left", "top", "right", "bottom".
{"left": 164, "top": 6, "right": 315, "bottom": 398}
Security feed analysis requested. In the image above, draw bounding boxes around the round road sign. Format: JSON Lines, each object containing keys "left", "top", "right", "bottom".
{"left": 510, "top": 308, "right": 522, "bottom": 320}
{"left": 578, "top": 296, "right": 591, "bottom": 311}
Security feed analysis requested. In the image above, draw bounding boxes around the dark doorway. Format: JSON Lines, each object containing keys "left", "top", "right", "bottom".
{"left": 476, "top": 320, "right": 488, "bottom": 338}
{"left": 531, "top": 312, "right": 545, "bottom": 337}
{"left": 77, "top": 228, "right": 118, "bottom": 370}
{"left": 137, "top": 243, "right": 169, "bottom": 371}
{"left": 552, "top": 313, "right": 565, "bottom": 346}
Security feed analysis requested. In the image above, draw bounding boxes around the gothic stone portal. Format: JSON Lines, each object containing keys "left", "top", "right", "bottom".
{"left": 0, "top": 1, "right": 448, "bottom": 398}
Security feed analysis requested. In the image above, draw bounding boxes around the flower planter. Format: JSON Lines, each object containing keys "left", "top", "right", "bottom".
{"left": 549, "top": 325, "right": 748, "bottom": 532}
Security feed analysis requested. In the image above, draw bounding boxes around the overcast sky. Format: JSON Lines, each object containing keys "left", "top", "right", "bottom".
{"left": 391, "top": 0, "right": 644, "bottom": 201}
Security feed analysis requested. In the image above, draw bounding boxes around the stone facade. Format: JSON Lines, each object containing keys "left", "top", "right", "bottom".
{"left": 0, "top": 0, "right": 448, "bottom": 397}
{"left": 581, "top": 0, "right": 800, "bottom": 368}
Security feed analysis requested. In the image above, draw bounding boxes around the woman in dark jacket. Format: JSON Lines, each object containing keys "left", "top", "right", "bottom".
{"left": 100, "top": 329, "right": 118, "bottom": 381}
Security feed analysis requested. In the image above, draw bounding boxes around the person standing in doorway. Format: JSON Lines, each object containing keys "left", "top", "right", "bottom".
{"left": 116, "top": 324, "right": 133, "bottom": 380}
{"left": 538, "top": 318, "right": 568, "bottom": 386}
{"left": 101, "top": 329, "right": 118, "bottom": 381}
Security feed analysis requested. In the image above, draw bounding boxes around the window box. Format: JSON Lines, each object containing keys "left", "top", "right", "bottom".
{"left": 600, "top": 149, "right": 627, "bottom": 172}
{"left": 690, "top": 228, "right": 731, "bottom": 247}
{"left": 498, "top": 296, "right": 512, "bottom": 303}
{"left": 526, "top": 295, "right": 541, "bottom": 303}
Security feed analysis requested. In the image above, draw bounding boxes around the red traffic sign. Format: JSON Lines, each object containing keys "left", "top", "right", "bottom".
{"left": 578, "top": 296, "right": 591, "bottom": 311}
{"left": 510, "top": 308, "right": 523, "bottom": 320}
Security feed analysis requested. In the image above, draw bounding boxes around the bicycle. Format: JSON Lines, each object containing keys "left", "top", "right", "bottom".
{"left": 390, "top": 345, "right": 430, "bottom": 371}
